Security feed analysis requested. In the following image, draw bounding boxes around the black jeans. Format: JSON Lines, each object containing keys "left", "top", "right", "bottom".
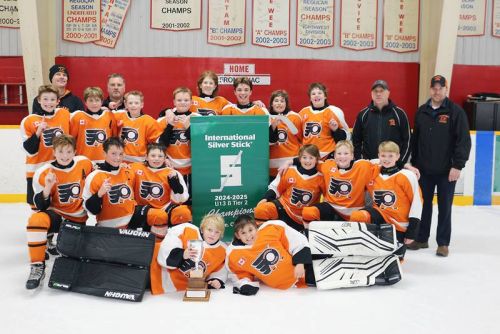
{"left": 417, "top": 173, "right": 456, "bottom": 246}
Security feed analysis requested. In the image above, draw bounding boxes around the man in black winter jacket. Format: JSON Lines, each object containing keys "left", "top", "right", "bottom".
{"left": 408, "top": 75, "right": 471, "bottom": 257}
{"left": 352, "top": 80, "right": 411, "bottom": 167}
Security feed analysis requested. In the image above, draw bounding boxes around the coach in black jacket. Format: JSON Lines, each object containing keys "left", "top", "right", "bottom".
{"left": 352, "top": 80, "right": 411, "bottom": 167}
{"left": 409, "top": 75, "right": 471, "bottom": 257}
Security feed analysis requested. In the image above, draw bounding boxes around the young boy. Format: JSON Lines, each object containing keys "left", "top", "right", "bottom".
{"left": 21, "top": 85, "right": 71, "bottom": 206}
{"left": 158, "top": 87, "right": 198, "bottom": 204}
{"left": 227, "top": 215, "right": 313, "bottom": 295}
{"left": 70, "top": 87, "right": 117, "bottom": 163}
{"left": 350, "top": 141, "right": 422, "bottom": 244}
{"left": 26, "top": 134, "right": 93, "bottom": 289}
{"left": 114, "top": 91, "right": 162, "bottom": 163}
{"left": 151, "top": 214, "right": 227, "bottom": 294}
{"left": 220, "top": 77, "right": 269, "bottom": 116}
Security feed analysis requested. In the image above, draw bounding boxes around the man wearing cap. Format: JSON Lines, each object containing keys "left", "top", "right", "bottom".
{"left": 352, "top": 80, "right": 411, "bottom": 166}
{"left": 408, "top": 75, "right": 471, "bottom": 257}
{"left": 32, "top": 64, "right": 84, "bottom": 115}
{"left": 103, "top": 73, "right": 126, "bottom": 111}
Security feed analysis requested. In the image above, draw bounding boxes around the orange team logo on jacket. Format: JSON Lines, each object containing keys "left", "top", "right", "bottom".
{"left": 299, "top": 105, "right": 349, "bottom": 157}
{"left": 220, "top": 104, "right": 269, "bottom": 116}
{"left": 227, "top": 221, "right": 309, "bottom": 290}
{"left": 157, "top": 114, "right": 193, "bottom": 175}
{"left": 20, "top": 108, "right": 70, "bottom": 177}
{"left": 70, "top": 110, "right": 117, "bottom": 162}
{"left": 130, "top": 162, "right": 188, "bottom": 208}
{"left": 151, "top": 223, "right": 227, "bottom": 294}
{"left": 317, "top": 159, "right": 379, "bottom": 219}
{"left": 190, "top": 96, "right": 230, "bottom": 116}
{"left": 369, "top": 169, "right": 423, "bottom": 233}
{"left": 269, "top": 111, "right": 303, "bottom": 176}
{"left": 114, "top": 111, "right": 162, "bottom": 162}
{"left": 32, "top": 156, "right": 93, "bottom": 223}
{"left": 270, "top": 166, "right": 324, "bottom": 223}
{"left": 82, "top": 164, "right": 137, "bottom": 228}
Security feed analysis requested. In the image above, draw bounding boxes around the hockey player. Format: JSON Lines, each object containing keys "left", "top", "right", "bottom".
{"left": 26, "top": 134, "right": 93, "bottom": 289}
{"left": 82, "top": 137, "right": 183, "bottom": 237}
{"left": 268, "top": 90, "right": 302, "bottom": 180}
{"left": 299, "top": 83, "right": 350, "bottom": 159}
{"left": 158, "top": 87, "right": 198, "bottom": 204}
{"left": 254, "top": 144, "right": 324, "bottom": 231}
{"left": 220, "top": 77, "right": 269, "bottom": 116}
{"left": 227, "top": 215, "right": 313, "bottom": 295}
{"left": 302, "top": 140, "right": 380, "bottom": 223}
{"left": 114, "top": 90, "right": 162, "bottom": 163}
{"left": 70, "top": 87, "right": 117, "bottom": 163}
{"left": 190, "top": 70, "right": 230, "bottom": 116}
{"left": 350, "top": 141, "right": 422, "bottom": 244}
{"left": 21, "top": 85, "right": 71, "bottom": 206}
{"left": 130, "top": 143, "right": 191, "bottom": 238}
{"left": 151, "top": 214, "right": 227, "bottom": 294}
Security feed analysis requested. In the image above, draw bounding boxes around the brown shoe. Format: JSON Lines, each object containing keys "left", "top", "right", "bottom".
{"left": 406, "top": 241, "right": 429, "bottom": 250}
{"left": 436, "top": 246, "right": 449, "bottom": 257}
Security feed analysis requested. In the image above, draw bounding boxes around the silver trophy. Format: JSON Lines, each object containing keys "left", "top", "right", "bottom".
{"left": 188, "top": 239, "right": 204, "bottom": 271}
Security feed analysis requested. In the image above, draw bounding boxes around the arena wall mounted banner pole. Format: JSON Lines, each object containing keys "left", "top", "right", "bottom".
{"left": 191, "top": 116, "right": 269, "bottom": 241}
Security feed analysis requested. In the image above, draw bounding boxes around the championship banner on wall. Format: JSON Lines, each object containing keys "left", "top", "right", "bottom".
{"left": 340, "top": 0, "right": 377, "bottom": 50}
{"left": 493, "top": 0, "right": 500, "bottom": 37}
{"left": 191, "top": 116, "right": 269, "bottom": 241}
{"left": 150, "top": 0, "right": 201, "bottom": 31}
{"left": 0, "top": 0, "right": 19, "bottom": 28}
{"left": 62, "top": 0, "right": 101, "bottom": 43}
{"left": 252, "top": 0, "right": 290, "bottom": 48}
{"left": 458, "top": 0, "right": 486, "bottom": 36}
{"left": 296, "top": 0, "right": 334, "bottom": 49}
{"left": 382, "top": 0, "right": 419, "bottom": 53}
{"left": 208, "top": 0, "right": 246, "bottom": 46}
{"left": 94, "top": 0, "right": 130, "bottom": 48}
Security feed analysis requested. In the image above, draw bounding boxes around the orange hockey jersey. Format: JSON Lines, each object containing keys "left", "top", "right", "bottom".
{"left": 269, "top": 165, "right": 324, "bottom": 224}
{"left": 298, "top": 105, "right": 350, "bottom": 158}
{"left": 20, "top": 108, "right": 70, "bottom": 177}
{"left": 220, "top": 104, "right": 269, "bottom": 116}
{"left": 190, "top": 95, "right": 230, "bottom": 116}
{"left": 32, "top": 156, "right": 93, "bottom": 223}
{"left": 114, "top": 110, "right": 162, "bottom": 163}
{"left": 82, "top": 164, "right": 136, "bottom": 228}
{"left": 269, "top": 111, "right": 302, "bottom": 177}
{"left": 130, "top": 162, "right": 188, "bottom": 208}
{"left": 368, "top": 169, "right": 423, "bottom": 233}
{"left": 226, "top": 220, "right": 310, "bottom": 290}
{"left": 318, "top": 159, "right": 379, "bottom": 219}
{"left": 70, "top": 110, "right": 117, "bottom": 162}
{"left": 157, "top": 110, "right": 195, "bottom": 175}
{"left": 151, "top": 223, "right": 227, "bottom": 294}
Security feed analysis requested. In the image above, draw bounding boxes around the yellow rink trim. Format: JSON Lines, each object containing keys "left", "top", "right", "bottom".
{"left": 432, "top": 195, "right": 473, "bottom": 206}
{"left": 0, "top": 125, "right": 20, "bottom": 129}
{"left": 491, "top": 196, "right": 500, "bottom": 205}
{"left": 0, "top": 194, "right": 26, "bottom": 202}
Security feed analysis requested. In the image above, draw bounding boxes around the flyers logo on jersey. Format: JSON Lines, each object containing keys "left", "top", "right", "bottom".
{"left": 329, "top": 178, "right": 352, "bottom": 196}
{"left": 374, "top": 190, "right": 396, "bottom": 208}
{"left": 252, "top": 248, "right": 282, "bottom": 275}
{"left": 108, "top": 184, "right": 132, "bottom": 204}
{"left": 304, "top": 122, "right": 321, "bottom": 137}
{"left": 197, "top": 108, "right": 217, "bottom": 116}
{"left": 140, "top": 181, "right": 164, "bottom": 199}
{"left": 85, "top": 129, "right": 107, "bottom": 146}
{"left": 180, "top": 259, "right": 207, "bottom": 275}
{"left": 42, "top": 127, "right": 64, "bottom": 146}
{"left": 169, "top": 129, "right": 189, "bottom": 145}
{"left": 277, "top": 129, "right": 288, "bottom": 143}
{"left": 57, "top": 183, "right": 80, "bottom": 203}
{"left": 290, "top": 188, "right": 313, "bottom": 206}
{"left": 121, "top": 127, "right": 139, "bottom": 142}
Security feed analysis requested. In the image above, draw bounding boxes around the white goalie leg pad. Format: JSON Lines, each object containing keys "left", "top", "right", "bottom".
{"left": 313, "top": 255, "right": 402, "bottom": 290}
{"left": 308, "top": 221, "right": 398, "bottom": 257}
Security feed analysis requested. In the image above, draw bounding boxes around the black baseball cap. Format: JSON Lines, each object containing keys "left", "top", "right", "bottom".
{"left": 430, "top": 75, "right": 447, "bottom": 87}
{"left": 371, "top": 80, "right": 389, "bottom": 90}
